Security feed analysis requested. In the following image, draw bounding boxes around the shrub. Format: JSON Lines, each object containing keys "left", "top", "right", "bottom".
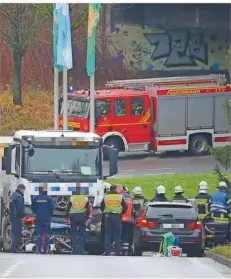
{"left": 0, "top": 90, "right": 53, "bottom": 136}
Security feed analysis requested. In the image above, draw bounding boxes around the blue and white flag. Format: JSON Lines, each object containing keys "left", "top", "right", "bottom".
{"left": 53, "top": 3, "right": 73, "bottom": 70}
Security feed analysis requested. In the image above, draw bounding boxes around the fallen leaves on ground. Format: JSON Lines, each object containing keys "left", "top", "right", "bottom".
{"left": 0, "top": 90, "right": 54, "bottom": 136}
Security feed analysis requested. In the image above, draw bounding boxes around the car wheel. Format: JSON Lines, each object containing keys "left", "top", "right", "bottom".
{"left": 189, "top": 134, "right": 208, "bottom": 156}
{"left": 133, "top": 244, "right": 142, "bottom": 256}
{"left": 188, "top": 248, "right": 205, "bottom": 257}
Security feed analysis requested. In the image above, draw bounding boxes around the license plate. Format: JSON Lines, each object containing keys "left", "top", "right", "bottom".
{"left": 163, "top": 224, "right": 184, "bottom": 229}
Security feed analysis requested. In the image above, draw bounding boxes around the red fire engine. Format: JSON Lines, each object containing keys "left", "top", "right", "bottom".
{"left": 59, "top": 74, "right": 231, "bottom": 157}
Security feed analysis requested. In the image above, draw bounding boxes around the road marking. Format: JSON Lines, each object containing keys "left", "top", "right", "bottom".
{"left": 0, "top": 261, "right": 23, "bottom": 278}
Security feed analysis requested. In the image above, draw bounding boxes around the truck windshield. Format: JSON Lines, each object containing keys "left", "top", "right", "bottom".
{"left": 60, "top": 97, "right": 89, "bottom": 118}
{"left": 23, "top": 146, "right": 100, "bottom": 176}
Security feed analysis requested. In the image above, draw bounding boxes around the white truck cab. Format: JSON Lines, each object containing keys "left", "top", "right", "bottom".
{"left": 0, "top": 130, "right": 118, "bottom": 252}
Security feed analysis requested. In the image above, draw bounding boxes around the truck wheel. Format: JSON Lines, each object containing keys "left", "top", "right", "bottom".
{"left": 103, "top": 138, "right": 120, "bottom": 160}
{"left": 189, "top": 134, "right": 208, "bottom": 156}
{"left": 2, "top": 216, "right": 12, "bottom": 252}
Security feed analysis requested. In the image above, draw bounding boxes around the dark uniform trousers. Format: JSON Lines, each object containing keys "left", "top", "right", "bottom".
{"left": 104, "top": 213, "right": 121, "bottom": 255}
{"left": 70, "top": 213, "right": 86, "bottom": 254}
{"left": 121, "top": 222, "right": 134, "bottom": 248}
{"left": 11, "top": 218, "right": 22, "bottom": 253}
{"left": 35, "top": 221, "right": 51, "bottom": 253}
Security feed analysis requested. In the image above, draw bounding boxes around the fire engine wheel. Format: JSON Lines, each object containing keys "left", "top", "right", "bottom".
{"left": 189, "top": 134, "right": 208, "bottom": 156}
{"left": 103, "top": 138, "right": 120, "bottom": 160}
{"left": 2, "top": 216, "right": 12, "bottom": 252}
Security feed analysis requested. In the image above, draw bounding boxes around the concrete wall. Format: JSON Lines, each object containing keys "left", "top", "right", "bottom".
{"left": 109, "top": 4, "right": 230, "bottom": 75}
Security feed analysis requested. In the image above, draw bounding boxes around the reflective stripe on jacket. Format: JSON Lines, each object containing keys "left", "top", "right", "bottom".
{"left": 133, "top": 199, "right": 144, "bottom": 205}
{"left": 195, "top": 198, "right": 209, "bottom": 218}
{"left": 69, "top": 195, "right": 88, "bottom": 214}
{"left": 104, "top": 194, "right": 122, "bottom": 214}
{"left": 122, "top": 197, "right": 133, "bottom": 223}
{"left": 210, "top": 190, "right": 228, "bottom": 214}
{"left": 211, "top": 212, "right": 229, "bottom": 222}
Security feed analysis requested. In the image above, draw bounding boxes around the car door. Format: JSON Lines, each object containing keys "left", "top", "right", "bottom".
{"left": 95, "top": 98, "right": 112, "bottom": 136}
{"left": 125, "top": 95, "right": 151, "bottom": 150}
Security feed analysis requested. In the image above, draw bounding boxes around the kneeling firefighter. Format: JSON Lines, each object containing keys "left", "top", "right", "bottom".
{"left": 209, "top": 181, "right": 230, "bottom": 223}
{"left": 132, "top": 186, "right": 148, "bottom": 216}
{"left": 195, "top": 181, "right": 210, "bottom": 219}
{"left": 121, "top": 187, "right": 134, "bottom": 255}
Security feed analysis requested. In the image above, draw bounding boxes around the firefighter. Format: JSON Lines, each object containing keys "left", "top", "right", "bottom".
{"left": 195, "top": 181, "right": 211, "bottom": 219}
{"left": 132, "top": 186, "right": 148, "bottom": 216}
{"left": 10, "top": 184, "right": 26, "bottom": 253}
{"left": 66, "top": 187, "right": 91, "bottom": 255}
{"left": 100, "top": 185, "right": 127, "bottom": 256}
{"left": 117, "top": 102, "right": 126, "bottom": 116}
{"left": 31, "top": 185, "right": 55, "bottom": 254}
{"left": 121, "top": 187, "right": 134, "bottom": 255}
{"left": 150, "top": 185, "right": 168, "bottom": 202}
{"left": 100, "top": 102, "right": 110, "bottom": 116}
{"left": 171, "top": 186, "right": 189, "bottom": 202}
{"left": 209, "top": 181, "right": 230, "bottom": 223}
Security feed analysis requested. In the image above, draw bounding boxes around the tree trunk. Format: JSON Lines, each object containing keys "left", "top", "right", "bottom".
{"left": 12, "top": 50, "right": 22, "bottom": 106}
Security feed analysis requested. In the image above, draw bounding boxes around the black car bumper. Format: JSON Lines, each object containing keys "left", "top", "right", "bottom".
{"left": 135, "top": 231, "right": 204, "bottom": 255}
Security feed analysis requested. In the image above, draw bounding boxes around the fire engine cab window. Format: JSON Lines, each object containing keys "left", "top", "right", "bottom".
{"left": 96, "top": 100, "right": 111, "bottom": 117}
{"left": 131, "top": 97, "right": 145, "bottom": 116}
{"left": 115, "top": 99, "right": 126, "bottom": 117}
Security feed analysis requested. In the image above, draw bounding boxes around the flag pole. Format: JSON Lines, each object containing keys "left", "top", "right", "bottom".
{"left": 63, "top": 67, "right": 68, "bottom": 130}
{"left": 89, "top": 74, "right": 95, "bottom": 133}
{"left": 54, "top": 67, "right": 59, "bottom": 130}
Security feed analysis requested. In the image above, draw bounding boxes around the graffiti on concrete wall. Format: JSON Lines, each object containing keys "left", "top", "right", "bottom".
{"left": 110, "top": 24, "right": 230, "bottom": 72}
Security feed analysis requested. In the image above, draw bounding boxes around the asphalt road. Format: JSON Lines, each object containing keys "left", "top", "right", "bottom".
{"left": 0, "top": 253, "right": 230, "bottom": 278}
{"left": 103, "top": 152, "right": 218, "bottom": 178}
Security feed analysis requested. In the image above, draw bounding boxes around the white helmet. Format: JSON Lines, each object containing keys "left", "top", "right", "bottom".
{"left": 104, "top": 182, "right": 111, "bottom": 192}
{"left": 133, "top": 186, "right": 143, "bottom": 196}
{"left": 174, "top": 185, "right": 184, "bottom": 194}
{"left": 199, "top": 181, "right": 208, "bottom": 193}
{"left": 217, "top": 181, "right": 228, "bottom": 189}
{"left": 157, "top": 185, "right": 166, "bottom": 194}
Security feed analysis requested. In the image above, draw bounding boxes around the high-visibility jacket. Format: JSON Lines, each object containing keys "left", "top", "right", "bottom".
{"left": 69, "top": 195, "right": 88, "bottom": 214}
{"left": 195, "top": 198, "right": 209, "bottom": 219}
{"left": 104, "top": 194, "right": 122, "bottom": 214}
{"left": 133, "top": 198, "right": 145, "bottom": 213}
{"left": 122, "top": 197, "right": 133, "bottom": 223}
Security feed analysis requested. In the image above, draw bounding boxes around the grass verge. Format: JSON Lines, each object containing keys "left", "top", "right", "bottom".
{"left": 107, "top": 173, "right": 231, "bottom": 200}
{"left": 207, "top": 246, "right": 231, "bottom": 259}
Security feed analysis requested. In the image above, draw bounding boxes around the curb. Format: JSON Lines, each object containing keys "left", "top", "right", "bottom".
{"left": 206, "top": 253, "right": 231, "bottom": 268}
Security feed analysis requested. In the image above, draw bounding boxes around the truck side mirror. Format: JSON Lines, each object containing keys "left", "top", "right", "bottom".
{"left": 103, "top": 146, "right": 118, "bottom": 179}
{"left": 2, "top": 156, "right": 7, "bottom": 171}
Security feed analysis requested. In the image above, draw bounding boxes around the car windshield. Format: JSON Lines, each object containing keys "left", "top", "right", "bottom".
{"left": 23, "top": 146, "right": 100, "bottom": 176}
{"left": 147, "top": 205, "right": 197, "bottom": 219}
{"left": 60, "top": 98, "right": 89, "bottom": 118}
